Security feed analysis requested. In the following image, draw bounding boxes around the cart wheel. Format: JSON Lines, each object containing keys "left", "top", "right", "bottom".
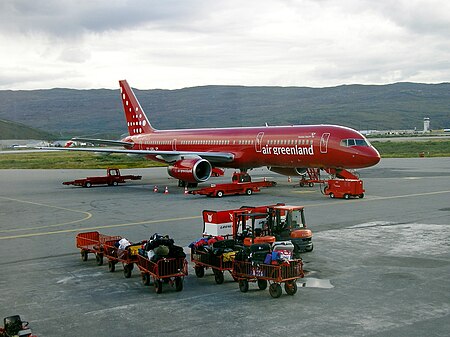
{"left": 257, "top": 279, "right": 268, "bottom": 290}
{"left": 154, "top": 280, "right": 163, "bottom": 294}
{"left": 85, "top": 182, "right": 92, "bottom": 188}
{"left": 344, "top": 194, "right": 350, "bottom": 199}
{"left": 305, "top": 244, "right": 314, "bottom": 252}
{"left": 299, "top": 182, "right": 305, "bottom": 187}
{"left": 239, "top": 280, "right": 249, "bottom": 293}
{"left": 175, "top": 277, "right": 183, "bottom": 292}
{"left": 112, "top": 181, "right": 118, "bottom": 186}
{"left": 108, "top": 261, "right": 116, "bottom": 272}
{"left": 245, "top": 189, "right": 253, "bottom": 196}
{"left": 81, "top": 250, "right": 88, "bottom": 261}
{"left": 309, "top": 182, "right": 314, "bottom": 187}
{"left": 95, "top": 253, "right": 103, "bottom": 266}
{"left": 359, "top": 193, "right": 364, "bottom": 198}
{"left": 142, "top": 273, "right": 150, "bottom": 286}
{"left": 194, "top": 266, "right": 205, "bottom": 278}
{"left": 214, "top": 270, "right": 225, "bottom": 285}
{"left": 216, "top": 191, "right": 224, "bottom": 198}
{"left": 269, "top": 283, "right": 282, "bottom": 298}
{"left": 124, "top": 264, "right": 132, "bottom": 278}
{"left": 284, "top": 280, "right": 298, "bottom": 295}
{"left": 329, "top": 192, "right": 335, "bottom": 199}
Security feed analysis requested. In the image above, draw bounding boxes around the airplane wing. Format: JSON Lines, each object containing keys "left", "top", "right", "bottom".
{"left": 71, "top": 137, "right": 134, "bottom": 148}
{"left": 37, "top": 146, "right": 234, "bottom": 164}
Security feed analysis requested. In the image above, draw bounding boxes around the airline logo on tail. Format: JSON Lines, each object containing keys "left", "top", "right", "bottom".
{"left": 119, "top": 80, "right": 154, "bottom": 135}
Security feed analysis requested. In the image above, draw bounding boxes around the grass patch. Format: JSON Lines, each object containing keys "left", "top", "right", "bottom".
{"left": 0, "top": 151, "right": 166, "bottom": 169}
{"left": 372, "top": 140, "right": 450, "bottom": 158}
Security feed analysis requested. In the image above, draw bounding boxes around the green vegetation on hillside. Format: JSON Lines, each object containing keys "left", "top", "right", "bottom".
{"left": 371, "top": 140, "right": 450, "bottom": 158}
{"left": 0, "top": 119, "right": 56, "bottom": 140}
{"left": 1, "top": 82, "right": 449, "bottom": 138}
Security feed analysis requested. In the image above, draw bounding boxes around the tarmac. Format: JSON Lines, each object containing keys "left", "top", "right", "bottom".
{"left": 0, "top": 157, "right": 449, "bottom": 337}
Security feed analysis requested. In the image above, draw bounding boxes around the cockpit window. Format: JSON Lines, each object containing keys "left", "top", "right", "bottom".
{"left": 340, "top": 139, "right": 370, "bottom": 147}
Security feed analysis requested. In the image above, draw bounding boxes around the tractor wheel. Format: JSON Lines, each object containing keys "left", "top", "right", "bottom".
{"left": 359, "top": 193, "right": 365, "bottom": 198}
{"left": 154, "top": 280, "right": 163, "bottom": 294}
{"left": 214, "top": 270, "right": 225, "bottom": 284}
{"left": 194, "top": 266, "right": 205, "bottom": 278}
{"left": 329, "top": 192, "right": 335, "bottom": 199}
{"left": 344, "top": 194, "right": 350, "bottom": 200}
{"left": 257, "top": 279, "right": 268, "bottom": 290}
{"left": 108, "top": 261, "right": 116, "bottom": 272}
{"left": 112, "top": 181, "right": 118, "bottom": 186}
{"left": 95, "top": 253, "right": 103, "bottom": 266}
{"left": 239, "top": 280, "right": 249, "bottom": 293}
{"left": 269, "top": 283, "right": 282, "bottom": 298}
{"left": 245, "top": 189, "right": 253, "bottom": 195}
{"left": 305, "top": 244, "right": 314, "bottom": 252}
{"left": 81, "top": 250, "right": 88, "bottom": 261}
{"left": 216, "top": 191, "right": 224, "bottom": 198}
{"left": 284, "top": 280, "right": 298, "bottom": 295}
{"left": 141, "top": 273, "right": 150, "bottom": 286}
{"left": 175, "top": 277, "right": 183, "bottom": 292}
{"left": 123, "top": 264, "right": 133, "bottom": 278}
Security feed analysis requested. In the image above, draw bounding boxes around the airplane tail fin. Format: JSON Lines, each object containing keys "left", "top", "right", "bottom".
{"left": 119, "top": 80, "right": 155, "bottom": 135}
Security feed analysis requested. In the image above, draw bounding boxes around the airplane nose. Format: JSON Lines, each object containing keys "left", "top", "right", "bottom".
{"left": 367, "top": 146, "right": 381, "bottom": 166}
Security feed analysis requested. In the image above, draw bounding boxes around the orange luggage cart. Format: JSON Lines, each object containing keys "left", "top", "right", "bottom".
{"left": 191, "top": 248, "right": 235, "bottom": 284}
{"left": 76, "top": 231, "right": 122, "bottom": 266}
{"left": 137, "top": 255, "right": 188, "bottom": 294}
{"left": 102, "top": 239, "right": 144, "bottom": 278}
{"left": 232, "top": 259, "right": 304, "bottom": 298}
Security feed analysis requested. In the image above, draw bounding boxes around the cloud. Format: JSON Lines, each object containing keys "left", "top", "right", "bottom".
{"left": 0, "top": 0, "right": 449, "bottom": 89}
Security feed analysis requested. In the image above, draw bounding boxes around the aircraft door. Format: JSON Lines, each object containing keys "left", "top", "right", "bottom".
{"left": 255, "top": 132, "right": 264, "bottom": 152}
{"left": 320, "top": 133, "right": 330, "bottom": 154}
{"left": 172, "top": 139, "right": 177, "bottom": 151}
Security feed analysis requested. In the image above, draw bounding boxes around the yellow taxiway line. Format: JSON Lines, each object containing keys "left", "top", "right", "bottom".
{"left": 1, "top": 190, "right": 449, "bottom": 240}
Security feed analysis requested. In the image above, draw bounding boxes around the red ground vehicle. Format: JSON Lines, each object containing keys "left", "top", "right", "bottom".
{"left": 188, "top": 172, "right": 276, "bottom": 197}
{"left": 63, "top": 168, "right": 142, "bottom": 188}
{"left": 102, "top": 238, "right": 144, "bottom": 278}
{"left": 323, "top": 179, "right": 365, "bottom": 199}
{"left": 202, "top": 204, "right": 313, "bottom": 254}
{"left": 230, "top": 212, "right": 305, "bottom": 298}
{"left": 137, "top": 255, "right": 188, "bottom": 294}
{"left": 1, "top": 315, "right": 37, "bottom": 337}
{"left": 76, "top": 231, "right": 121, "bottom": 265}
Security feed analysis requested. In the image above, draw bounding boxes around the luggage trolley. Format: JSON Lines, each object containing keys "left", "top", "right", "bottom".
{"left": 191, "top": 241, "right": 236, "bottom": 284}
{"left": 103, "top": 239, "right": 143, "bottom": 278}
{"left": 76, "top": 231, "right": 121, "bottom": 266}
{"left": 232, "top": 258, "right": 305, "bottom": 298}
{"left": 137, "top": 255, "right": 188, "bottom": 294}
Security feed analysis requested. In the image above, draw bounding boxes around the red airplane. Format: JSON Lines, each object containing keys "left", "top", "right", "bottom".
{"left": 57, "top": 80, "right": 380, "bottom": 186}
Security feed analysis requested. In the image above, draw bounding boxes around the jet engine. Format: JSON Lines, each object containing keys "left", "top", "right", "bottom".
{"left": 268, "top": 167, "right": 307, "bottom": 176}
{"left": 168, "top": 158, "right": 212, "bottom": 183}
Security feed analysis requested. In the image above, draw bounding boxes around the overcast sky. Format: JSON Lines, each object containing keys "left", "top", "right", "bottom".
{"left": 1, "top": 0, "right": 449, "bottom": 90}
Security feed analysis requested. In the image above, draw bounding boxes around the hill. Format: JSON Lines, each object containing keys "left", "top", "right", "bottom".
{"left": 0, "top": 82, "right": 448, "bottom": 138}
{"left": 0, "top": 119, "right": 56, "bottom": 140}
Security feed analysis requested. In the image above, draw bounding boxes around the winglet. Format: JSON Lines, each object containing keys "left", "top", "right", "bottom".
{"left": 119, "top": 80, "right": 155, "bottom": 135}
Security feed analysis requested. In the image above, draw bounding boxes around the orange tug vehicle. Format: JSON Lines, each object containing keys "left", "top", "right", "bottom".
{"left": 191, "top": 204, "right": 309, "bottom": 297}
{"left": 63, "top": 168, "right": 142, "bottom": 188}
{"left": 76, "top": 231, "right": 188, "bottom": 294}
{"left": 188, "top": 171, "right": 276, "bottom": 197}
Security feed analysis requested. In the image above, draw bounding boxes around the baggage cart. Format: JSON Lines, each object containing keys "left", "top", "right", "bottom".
{"left": 137, "top": 255, "right": 188, "bottom": 294}
{"left": 76, "top": 231, "right": 122, "bottom": 266}
{"left": 191, "top": 247, "right": 236, "bottom": 284}
{"left": 232, "top": 259, "right": 304, "bottom": 298}
{"left": 102, "top": 239, "right": 142, "bottom": 278}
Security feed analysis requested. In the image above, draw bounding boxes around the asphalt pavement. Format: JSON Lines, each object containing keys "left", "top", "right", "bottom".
{"left": 0, "top": 157, "right": 449, "bottom": 337}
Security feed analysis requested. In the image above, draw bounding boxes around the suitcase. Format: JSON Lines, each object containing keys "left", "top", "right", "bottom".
{"left": 272, "top": 241, "right": 294, "bottom": 260}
